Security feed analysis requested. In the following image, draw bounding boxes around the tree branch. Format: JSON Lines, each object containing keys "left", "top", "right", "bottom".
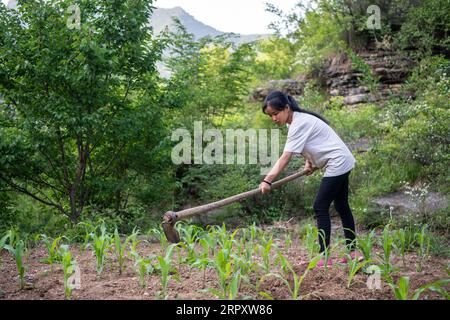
{"left": 0, "top": 175, "right": 66, "bottom": 215}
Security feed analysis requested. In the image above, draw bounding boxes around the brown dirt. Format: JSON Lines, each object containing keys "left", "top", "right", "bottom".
{"left": 0, "top": 224, "right": 448, "bottom": 300}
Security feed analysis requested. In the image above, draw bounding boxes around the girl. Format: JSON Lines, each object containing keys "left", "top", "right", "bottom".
{"left": 259, "top": 90, "right": 359, "bottom": 266}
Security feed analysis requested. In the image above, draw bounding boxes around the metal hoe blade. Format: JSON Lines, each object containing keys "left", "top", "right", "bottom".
{"left": 162, "top": 211, "right": 180, "bottom": 243}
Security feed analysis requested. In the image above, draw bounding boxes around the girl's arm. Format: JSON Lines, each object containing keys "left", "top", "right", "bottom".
{"left": 260, "top": 151, "right": 292, "bottom": 194}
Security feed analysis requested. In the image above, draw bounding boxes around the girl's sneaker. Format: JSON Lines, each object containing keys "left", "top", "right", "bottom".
{"left": 317, "top": 258, "right": 333, "bottom": 268}
{"left": 338, "top": 251, "right": 363, "bottom": 264}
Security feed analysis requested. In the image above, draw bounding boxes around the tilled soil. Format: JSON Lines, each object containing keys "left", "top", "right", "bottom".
{"left": 0, "top": 224, "right": 448, "bottom": 300}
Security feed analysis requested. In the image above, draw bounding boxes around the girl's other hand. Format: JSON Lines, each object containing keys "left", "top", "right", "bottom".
{"left": 259, "top": 181, "right": 271, "bottom": 194}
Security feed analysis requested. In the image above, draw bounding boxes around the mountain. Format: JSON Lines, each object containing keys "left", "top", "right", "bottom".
{"left": 149, "top": 7, "right": 270, "bottom": 44}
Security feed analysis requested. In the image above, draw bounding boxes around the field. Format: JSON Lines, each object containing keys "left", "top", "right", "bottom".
{"left": 1, "top": 219, "right": 448, "bottom": 300}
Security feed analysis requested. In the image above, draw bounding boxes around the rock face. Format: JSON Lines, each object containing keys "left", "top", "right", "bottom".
{"left": 372, "top": 191, "right": 448, "bottom": 216}
{"left": 253, "top": 42, "right": 414, "bottom": 105}
{"left": 252, "top": 79, "right": 305, "bottom": 101}
{"left": 324, "top": 46, "right": 413, "bottom": 105}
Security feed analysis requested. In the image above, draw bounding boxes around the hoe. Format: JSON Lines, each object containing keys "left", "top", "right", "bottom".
{"left": 162, "top": 169, "right": 312, "bottom": 243}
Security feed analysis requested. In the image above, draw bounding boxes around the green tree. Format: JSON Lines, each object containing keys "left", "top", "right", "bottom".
{"left": 0, "top": 0, "right": 167, "bottom": 222}
{"left": 252, "top": 37, "right": 296, "bottom": 80}
{"left": 161, "top": 21, "right": 255, "bottom": 127}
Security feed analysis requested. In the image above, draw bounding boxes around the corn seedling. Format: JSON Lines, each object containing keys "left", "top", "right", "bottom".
{"left": 179, "top": 224, "right": 202, "bottom": 263}
{"left": 88, "top": 223, "right": 111, "bottom": 275}
{"left": 304, "top": 224, "right": 320, "bottom": 259}
{"left": 200, "top": 230, "right": 217, "bottom": 256}
{"left": 154, "top": 243, "right": 179, "bottom": 299}
{"left": 0, "top": 232, "right": 11, "bottom": 266}
{"left": 208, "top": 248, "right": 242, "bottom": 300}
{"left": 191, "top": 256, "right": 212, "bottom": 288}
{"left": 127, "top": 228, "right": 142, "bottom": 253}
{"left": 77, "top": 221, "right": 97, "bottom": 254}
{"left": 3, "top": 229, "right": 19, "bottom": 246}
{"left": 415, "top": 225, "right": 431, "bottom": 272}
{"left": 393, "top": 228, "right": 416, "bottom": 268}
{"left": 388, "top": 276, "right": 450, "bottom": 300}
{"left": 59, "top": 245, "right": 78, "bottom": 299}
{"left": 244, "top": 240, "right": 255, "bottom": 262}
{"left": 112, "top": 228, "right": 139, "bottom": 275}
{"left": 318, "top": 231, "right": 332, "bottom": 271}
{"left": 380, "top": 225, "right": 394, "bottom": 275}
{"left": 258, "top": 236, "right": 274, "bottom": 274}
{"left": 148, "top": 226, "right": 168, "bottom": 253}
{"left": 39, "top": 234, "right": 65, "bottom": 265}
{"left": 130, "top": 250, "right": 154, "bottom": 289}
{"left": 356, "top": 230, "right": 376, "bottom": 262}
{"left": 284, "top": 232, "right": 293, "bottom": 251}
{"left": 193, "top": 238, "right": 215, "bottom": 286}
{"left": 212, "top": 224, "right": 237, "bottom": 252}
{"left": 346, "top": 255, "right": 372, "bottom": 288}
{"left": 213, "top": 224, "right": 230, "bottom": 248}
{"left": 232, "top": 251, "right": 257, "bottom": 281}
{"left": 274, "top": 250, "right": 291, "bottom": 276}
{"left": 4, "top": 239, "right": 27, "bottom": 289}
{"left": 259, "top": 254, "right": 321, "bottom": 300}
{"left": 243, "top": 222, "right": 262, "bottom": 243}
{"left": 218, "top": 228, "right": 239, "bottom": 261}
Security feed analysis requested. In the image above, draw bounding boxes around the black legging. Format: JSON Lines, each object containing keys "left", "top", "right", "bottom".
{"left": 313, "top": 170, "right": 356, "bottom": 253}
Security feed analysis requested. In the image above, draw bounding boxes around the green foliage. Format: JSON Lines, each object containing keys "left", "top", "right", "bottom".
{"left": 252, "top": 37, "right": 297, "bottom": 80}
{"left": 347, "top": 50, "right": 380, "bottom": 94}
{"left": 162, "top": 21, "right": 255, "bottom": 127}
{"left": 324, "top": 102, "right": 382, "bottom": 142}
{"left": 0, "top": 0, "right": 169, "bottom": 222}
{"left": 395, "top": 0, "right": 450, "bottom": 58}
{"left": 378, "top": 59, "right": 449, "bottom": 188}
{"left": 267, "top": 0, "right": 349, "bottom": 74}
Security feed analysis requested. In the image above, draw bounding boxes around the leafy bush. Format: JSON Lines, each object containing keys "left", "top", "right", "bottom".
{"left": 395, "top": 0, "right": 450, "bottom": 58}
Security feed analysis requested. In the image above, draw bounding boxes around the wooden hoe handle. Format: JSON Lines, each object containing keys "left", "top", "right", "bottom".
{"left": 164, "top": 169, "right": 311, "bottom": 223}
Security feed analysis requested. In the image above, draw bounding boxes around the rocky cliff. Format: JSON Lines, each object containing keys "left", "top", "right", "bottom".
{"left": 254, "top": 43, "right": 415, "bottom": 106}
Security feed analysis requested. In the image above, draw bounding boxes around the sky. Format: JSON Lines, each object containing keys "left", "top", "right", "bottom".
{"left": 154, "top": 0, "right": 297, "bottom": 34}
{"left": 1, "top": 0, "right": 298, "bottom": 35}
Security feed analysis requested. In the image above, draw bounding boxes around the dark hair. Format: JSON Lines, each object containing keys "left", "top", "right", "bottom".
{"left": 262, "top": 90, "right": 328, "bottom": 124}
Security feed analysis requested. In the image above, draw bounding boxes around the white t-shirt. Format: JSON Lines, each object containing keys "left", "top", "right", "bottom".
{"left": 284, "top": 111, "right": 356, "bottom": 177}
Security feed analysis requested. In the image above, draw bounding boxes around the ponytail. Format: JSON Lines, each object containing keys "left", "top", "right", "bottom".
{"left": 263, "top": 90, "right": 329, "bottom": 124}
